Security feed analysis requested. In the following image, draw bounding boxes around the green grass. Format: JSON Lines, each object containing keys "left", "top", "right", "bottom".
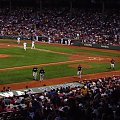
{"left": 1, "top": 39, "right": 120, "bottom": 57}
{"left": 0, "top": 62, "right": 120, "bottom": 84}
{"left": 0, "top": 39, "right": 17, "bottom": 44}
{"left": 36, "top": 44, "right": 120, "bottom": 57}
{"left": 0, "top": 39, "right": 120, "bottom": 84}
{"left": 0, "top": 47, "right": 69, "bottom": 68}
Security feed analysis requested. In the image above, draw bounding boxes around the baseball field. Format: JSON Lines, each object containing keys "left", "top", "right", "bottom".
{"left": 0, "top": 39, "right": 120, "bottom": 90}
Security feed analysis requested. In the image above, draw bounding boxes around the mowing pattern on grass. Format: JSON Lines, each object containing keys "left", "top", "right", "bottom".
{"left": 0, "top": 40, "right": 120, "bottom": 90}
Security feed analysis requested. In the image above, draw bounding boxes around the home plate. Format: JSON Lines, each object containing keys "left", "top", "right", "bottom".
{"left": 8, "top": 45, "right": 10, "bottom": 46}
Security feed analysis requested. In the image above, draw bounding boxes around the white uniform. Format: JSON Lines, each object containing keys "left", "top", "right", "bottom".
{"left": 23, "top": 42, "right": 27, "bottom": 51}
{"left": 36, "top": 36, "right": 38, "bottom": 41}
{"left": 17, "top": 37, "right": 20, "bottom": 44}
{"left": 31, "top": 41, "right": 35, "bottom": 49}
{"left": 61, "top": 38, "right": 63, "bottom": 44}
{"left": 77, "top": 33, "right": 80, "bottom": 39}
{"left": 48, "top": 37, "right": 51, "bottom": 44}
{"left": 65, "top": 40, "right": 67, "bottom": 45}
{"left": 68, "top": 39, "right": 71, "bottom": 45}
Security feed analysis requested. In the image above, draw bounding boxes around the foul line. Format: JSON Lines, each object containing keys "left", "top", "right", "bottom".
{"left": 0, "top": 46, "right": 112, "bottom": 71}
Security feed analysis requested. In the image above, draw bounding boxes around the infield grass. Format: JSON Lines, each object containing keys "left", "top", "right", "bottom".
{"left": 0, "top": 62, "right": 120, "bottom": 84}
{"left": 0, "top": 39, "right": 120, "bottom": 84}
{"left": 0, "top": 47, "right": 69, "bottom": 68}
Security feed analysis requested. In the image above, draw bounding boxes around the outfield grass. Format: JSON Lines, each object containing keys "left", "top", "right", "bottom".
{"left": 0, "top": 39, "right": 120, "bottom": 84}
{"left": 0, "top": 62, "right": 120, "bottom": 84}
{"left": 0, "top": 47, "right": 69, "bottom": 68}
{"left": 36, "top": 44, "right": 120, "bottom": 57}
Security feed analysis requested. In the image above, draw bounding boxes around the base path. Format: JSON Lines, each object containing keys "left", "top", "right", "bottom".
{"left": 0, "top": 41, "right": 120, "bottom": 91}
{"left": 0, "top": 70, "right": 120, "bottom": 91}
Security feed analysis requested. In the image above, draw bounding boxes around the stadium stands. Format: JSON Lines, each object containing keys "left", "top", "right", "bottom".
{"left": 0, "top": 8, "right": 120, "bottom": 45}
{"left": 0, "top": 1, "right": 120, "bottom": 119}
{"left": 0, "top": 76, "right": 120, "bottom": 120}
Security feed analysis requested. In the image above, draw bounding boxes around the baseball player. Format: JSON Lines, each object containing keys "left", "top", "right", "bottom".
{"left": 110, "top": 59, "right": 115, "bottom": 69}
{"left": 77, "top": 64, "right": 82, "bottom": 79}
{"left": 48, "top": 37, "right": 51, "bottom": 44}
{"left": 68, "top": 39, "right": 71, "bottom": 45}
{"left": 61, "top": 38, "right": 63, "bottom": 44}
{"left": 31, "top": 41, "right": 35, "bottom": 49}
{"left": 23, "top": 42, "right": 27, "bottom": 51}
{"left": 32, "top": 67, "right": 38, "bottom": 80}
{"left": 39, "top": 67, "right": 45, "bottom": 81}
{"left": 17, "top": 37, "right": 20, "bottom": 44}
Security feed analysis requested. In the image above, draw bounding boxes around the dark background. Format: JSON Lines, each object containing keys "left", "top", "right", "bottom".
{"left": 0, "top": 0, "right": 120, "bottom": 9}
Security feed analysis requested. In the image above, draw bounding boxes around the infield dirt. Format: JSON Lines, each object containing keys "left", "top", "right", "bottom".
{"left": 0, "top": 42, "right": 120, "bottom": 91}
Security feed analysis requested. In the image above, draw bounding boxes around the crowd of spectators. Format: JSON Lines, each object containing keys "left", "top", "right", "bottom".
{"left": 0, "top": 7, "right": 120, "bottom": 45}
{"left": 0, "top": 76, "right": 120, "bottom": 120}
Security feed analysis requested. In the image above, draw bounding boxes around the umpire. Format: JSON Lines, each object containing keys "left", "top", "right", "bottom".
{"left": 32, "top": 66, "right": 38, "bottom": 80}
{"left": 39, "top": 67, "right": 45, "bottom": 81}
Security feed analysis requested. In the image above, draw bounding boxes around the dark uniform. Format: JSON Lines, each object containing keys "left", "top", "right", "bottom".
{"left": 110, "top": 59, "right": 115, "bottom": 69}
{"left": 32, "top": 67, "right": 38, "bottom": 80}
{"left": 39, "top": 68, "right": 45, "bottom": 81}
{"left": 77, "top": 65, "right": 82, "bottom": 78}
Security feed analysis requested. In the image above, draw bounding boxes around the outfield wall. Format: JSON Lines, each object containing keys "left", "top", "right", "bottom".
{"left": 0, "top": 35, "right": 120, "bottom": 50}
{"left": 72, "top": 41, "right": 120, "bottom": 50}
